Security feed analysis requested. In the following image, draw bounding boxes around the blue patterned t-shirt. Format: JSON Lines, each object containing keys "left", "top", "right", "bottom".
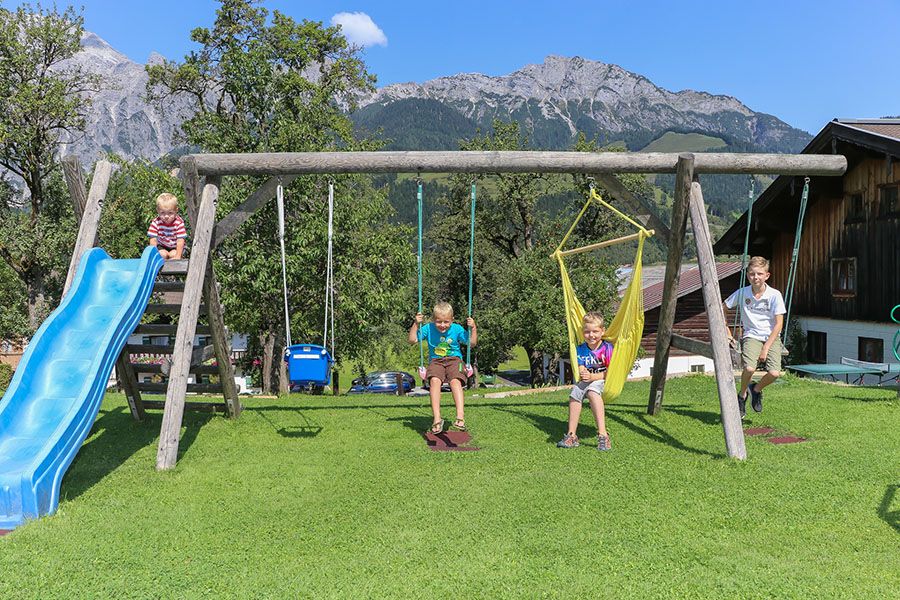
{"left": 418, "top": 323, "right": 470, "bottom": 360}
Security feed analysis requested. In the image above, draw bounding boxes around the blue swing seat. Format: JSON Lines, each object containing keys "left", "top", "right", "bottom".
{"left": 285, "top": 343, "right": 334, "bottom": 387}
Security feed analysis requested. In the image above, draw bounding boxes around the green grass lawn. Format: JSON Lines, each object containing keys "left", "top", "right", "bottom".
{"left": 1, "top": 376, "right": 898, "bottom": 598}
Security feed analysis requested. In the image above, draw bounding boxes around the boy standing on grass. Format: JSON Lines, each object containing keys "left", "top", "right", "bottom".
{"left": 723, "top": 256, "right": 786, "bottom": 418}
{"left": 408, "top": 302, "right": 477, "bottom": 434}
{"left": 557, "top": 312, "right": 614, "bottom": 451}
{"left": 147, "top": 193, "right": 187, "bottom": 260}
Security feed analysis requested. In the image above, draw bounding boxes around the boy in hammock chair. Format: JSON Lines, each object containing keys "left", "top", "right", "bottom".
{"left": 408, "top": 302, "right": 477, "bottom": 434}
{"left": 557, "top": 311, "right": 613, "bottom": 451}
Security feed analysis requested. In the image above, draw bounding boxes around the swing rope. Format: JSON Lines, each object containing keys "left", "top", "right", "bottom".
{"left": 323, "top": 181, "right": 335, "bottom": 357}
{"left": 466, "top": 179, "right": 476, "bottom": 368}
{"left": 732, "top": 176, "right": 755, "bottom": 335}
{"left": 277, "top": 179, "right": 292, "bottom": 348}
{"left": 416, "top": 178, "right": 425, "bottom": 373}
{"left": 782, "top": 177, "right": 810, "bottom": 347}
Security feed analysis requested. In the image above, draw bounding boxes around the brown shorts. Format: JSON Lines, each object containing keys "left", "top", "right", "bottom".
{"left": 425, "top": 356, "right": 467, "bottom": 385}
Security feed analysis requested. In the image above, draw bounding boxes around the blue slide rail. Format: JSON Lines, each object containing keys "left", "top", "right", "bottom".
{"left": 0, "top": 247, "right": 163, "bottom": 530}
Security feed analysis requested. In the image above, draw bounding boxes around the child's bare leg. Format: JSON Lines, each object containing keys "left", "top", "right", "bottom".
{"left": 740, "top": 367, "right": 755, "bottom": 395}
{"left": 566, "top": 399, "right": 583, "bottom": 436}
{"left": 449, "top": 378, "right": 465, "bottom": 422}
{"left": 587, "top": 391, "right": 607, "bottom": 437}
{"left": 429, "top": 377, "right": 443, "bottom": 424}
{"left": 755, "top": 370, "right": 780, "bottom": 391}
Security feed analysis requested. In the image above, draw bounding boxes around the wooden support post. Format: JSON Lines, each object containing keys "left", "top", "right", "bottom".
{"left": 395, "top": 372, "right": 403, "bottom": 396}
{"left": 593, "top": 173, "right": 671, "bottom": 245}
{"left": 115, "top": 354, "right": 145, "bottom": 420}
{"left": 688, "top": 176, "right": 746, "bottom": 460}
{"left": 61, "top": 156, "right": 87, "bottom": 222}
{"left": 332, "top": 370, "right": 340, "bottom": 396}
{"left": 63, "top": 160, "right": 114, "bottom": 296}
{"left": 156, "top": 176, "right": 220, "bottom": 471}
{"left": 181, "top": 161, "right": 241, "bottom": 419}
{"left": 647, "top": 154, "right": 693, "bottom": 415}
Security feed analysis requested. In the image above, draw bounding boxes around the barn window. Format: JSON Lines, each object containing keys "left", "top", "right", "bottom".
{"left": 807, "top": 331, "right": 827, "bottom": 363}
{"left": 845, "top": 192, "right": 865, "bottom": 222}
{"left": 858, "top": 337, "right": 884, "bottom": 363}
{"left": 879, "top": 185, "right": 899, "bottom": 217}
{"left": 830, "top": 258, "right": 857, "bottom": 296}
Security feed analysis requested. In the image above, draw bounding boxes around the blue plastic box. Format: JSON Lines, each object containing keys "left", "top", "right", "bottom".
{"left": 285, "top": 344, "right": 333, "bottom": 386}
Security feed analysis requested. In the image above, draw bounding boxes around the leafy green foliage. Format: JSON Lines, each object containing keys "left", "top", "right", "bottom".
{"left": 145, "top": 0, "right": 411, "bottom": 391}
{"left": 0, "top": 362, "right": 11, "bottom": 392}
{"left": 0, "top": 3, "right": 99, "bottom": 331}
{"left": 426, "top": 122, "right": 624, "bottom": 381}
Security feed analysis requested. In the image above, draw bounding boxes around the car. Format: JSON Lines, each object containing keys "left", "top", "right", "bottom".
{"left": 348, "top": 371, "right": 416, "bottom": 394}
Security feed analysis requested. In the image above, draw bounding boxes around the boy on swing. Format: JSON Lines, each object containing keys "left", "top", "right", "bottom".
{"left": 724, "top": 256, "right": 786, "bottom": 418}
{"left": 557, "top": 312, "right": 613, "bottom": 451}
{"left": 408, "top": 302, "right": 477, "bottom": 434}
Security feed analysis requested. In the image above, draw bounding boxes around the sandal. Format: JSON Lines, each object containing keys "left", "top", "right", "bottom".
{"left": 556, "top": 433, "right": 580, "bottom": 448}
{"left": 428, "top": 419, "right": 444, "bottom": 434}
{"left": 450, "top": 419, "right": 467, "bottom": 432}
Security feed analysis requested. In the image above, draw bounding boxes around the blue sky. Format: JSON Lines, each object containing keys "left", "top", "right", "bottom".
{"left": 10, "top": 0, "right": 899, "bottom": 134}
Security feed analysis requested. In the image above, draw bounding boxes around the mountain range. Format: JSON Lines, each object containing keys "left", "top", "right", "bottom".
{"left": 60, "top": 33, "right": 812, "bottom": 168}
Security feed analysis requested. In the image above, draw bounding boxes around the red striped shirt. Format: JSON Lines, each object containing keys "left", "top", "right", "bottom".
{"left": 148, "top": 216, "right": 187, "bottom": 249}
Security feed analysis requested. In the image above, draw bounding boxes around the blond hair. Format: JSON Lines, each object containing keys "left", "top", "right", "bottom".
{"left": 155, "top": 192, "right": 178, "bottom": 211}
{"left": 748, "top": 256, "right": 770, "bottom": 272}
{"left": 583, "top": 311, "right": 605, "bottom": 328}
{"left": 433, "top": 301, "right": 454, "bottom": 319}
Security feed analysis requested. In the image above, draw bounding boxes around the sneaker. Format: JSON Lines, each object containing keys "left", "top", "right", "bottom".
{"left": 737, "top": 391, "right": 747, "bottom": 418}
{"left": 749, "top": 383, "right": 763, "bottom": 413}
{"left": 597, "top": 434, "right": 611, "bottom": 452}
{"left": 556, "top": 433, "right": 580, "bottom": 448}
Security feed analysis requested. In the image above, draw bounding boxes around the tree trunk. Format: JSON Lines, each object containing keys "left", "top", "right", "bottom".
{"left": 525, "top": 345, "right": 545, "bottom": 387}
{"left": 260, "top": 330, "right": 275, "bottom": 394}
{"left": 26, "top": 271, "right": 48, "bottom": 332}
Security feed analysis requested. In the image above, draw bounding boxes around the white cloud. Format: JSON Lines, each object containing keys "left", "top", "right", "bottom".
{"left": 331, "top": 12, "right": 387, "bottom": 48}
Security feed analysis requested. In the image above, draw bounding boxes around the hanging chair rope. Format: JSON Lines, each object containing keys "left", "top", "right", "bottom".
{"left": 466, "top": 179, "right": 476, "bottom": 367}
{"left": 782, "top": 177, "right": 810, "bottom": 346}
{"left": 732, "top": 176, "right": 755, "bottom": 335}
{"left": 416, "top": 178, "right": 425, "bottom": 373}
{"left": 553, "top": 181, "right": 653, "bottom": 401}
{"left": 277, "top": 179, "right": 292, "bottom": 348}
{"left": 323, "top": 181, "right": 335, "bottom": 357}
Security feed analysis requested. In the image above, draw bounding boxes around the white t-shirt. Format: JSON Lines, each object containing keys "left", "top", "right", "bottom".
{"left": 724, "top": 284, "right": 786, "bottom": 341}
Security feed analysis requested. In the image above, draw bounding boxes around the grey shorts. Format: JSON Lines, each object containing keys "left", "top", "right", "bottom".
{"left": 569, "top": 379, "right": 605, "bottom": 403}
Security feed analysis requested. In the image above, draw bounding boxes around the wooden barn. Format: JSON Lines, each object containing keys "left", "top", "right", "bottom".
{"left": 714, "top": 118, "right": 900, "bottom": 370}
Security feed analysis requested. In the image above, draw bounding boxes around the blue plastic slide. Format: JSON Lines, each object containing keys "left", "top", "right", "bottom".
{"left": 0, "top": 247, "right": 163, "bottom": 530}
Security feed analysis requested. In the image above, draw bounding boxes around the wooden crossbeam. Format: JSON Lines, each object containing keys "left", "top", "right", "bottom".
{"left": 670, "top": 334, "right": 714, "bottom": 360}
{"left": 212, "top": 174, "right": 299, "bottom": 248}
{"left": 190, "top": 151, "right": 847, "bottom": 177}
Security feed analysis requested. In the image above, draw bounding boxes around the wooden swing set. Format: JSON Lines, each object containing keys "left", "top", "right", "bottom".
{"left": 62, "top": 150, "right": 846, "bottom": 470}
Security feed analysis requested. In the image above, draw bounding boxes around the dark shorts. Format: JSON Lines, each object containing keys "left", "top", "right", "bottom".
{"left": 425, "top": 356, "right": 467, "bottom": 385}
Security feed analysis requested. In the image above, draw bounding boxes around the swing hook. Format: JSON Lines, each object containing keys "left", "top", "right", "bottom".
{"left": 587, "top": 176, "right": 595, "bottom": 192}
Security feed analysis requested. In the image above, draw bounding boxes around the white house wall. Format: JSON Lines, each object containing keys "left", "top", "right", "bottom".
{"left": 797, "top": 316, "right": 899, "bottom": 385}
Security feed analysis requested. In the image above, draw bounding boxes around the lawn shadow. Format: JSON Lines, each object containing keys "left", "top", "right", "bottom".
{"left": 62, "top": 405, "right": 212, "bottom": 501}
{"left": 386, "top": 412, "right": 433, "bottom": 439}
{"left": 247, "top": 405, "right": 323, "bottom": 438}
{"left": 491, "top": 405, "right": 568, "bottom": 444}
{"left": 664, "top": 406, "right": 723, "bottom": 427}
{"left": 877, "top": 484, "right": 900, "bottom": 533}
{"left": 604, "top": 406, "right": 721, "bottom": 458}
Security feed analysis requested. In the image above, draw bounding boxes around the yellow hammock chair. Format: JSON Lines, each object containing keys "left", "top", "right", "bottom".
{"left": 552, "top": 185, "right": 654, "bottom": 402}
